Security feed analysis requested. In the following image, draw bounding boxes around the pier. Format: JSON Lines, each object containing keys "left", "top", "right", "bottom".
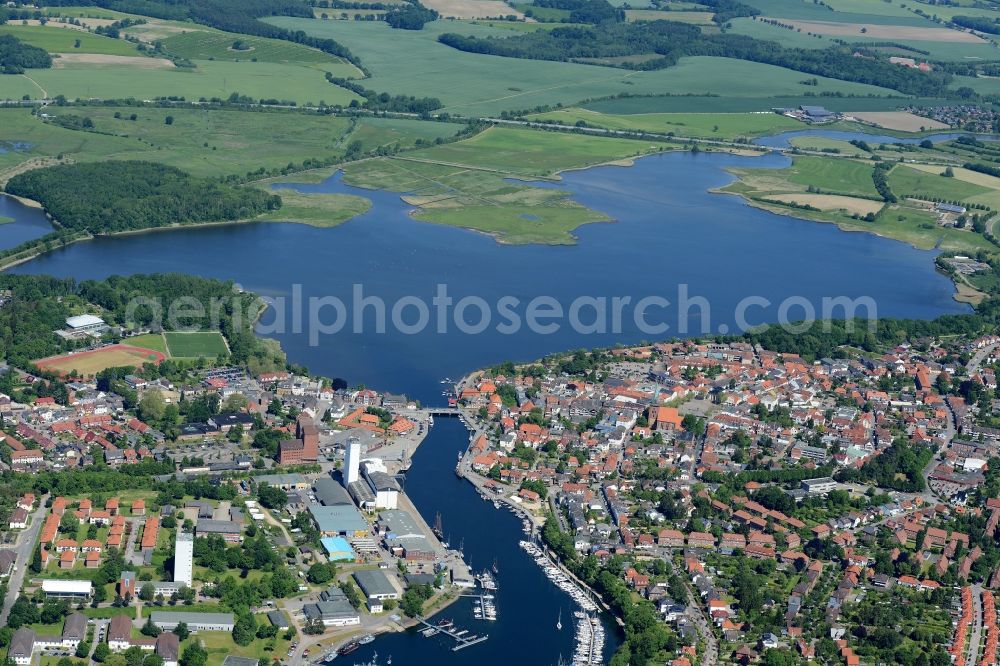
{"left": 416, "top": 617, "right": 489, "bottom": 651}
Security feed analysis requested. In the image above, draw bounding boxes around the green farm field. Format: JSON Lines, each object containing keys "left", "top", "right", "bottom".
{"left": 405, "top": 126, "right": 661, "bottom": 177}
{"left": 0, "top": 107, "right": 459, "bottom": 184}
{"left": 887, "top": 165, "right": 991, "bottom": 203}
{"left": 530, "top": 109, "right": 806, "bottom": 139}
{"left": 263, "top": 18, "right": 899, "bottom": 115}
{"left": 722, "top": 156, "right": 996, "bottom": 255}
{"left": 580, "top": 95, "right": 955, "bottom": 114}
{"left": 159, "top": 29, "right": 358, "bottom": 69}
{"left": 164, "top": 331, "right": 229, "bottom": 358}
{"left": 782, "top": 156, "right": 879, "bottom": 197}
{"left": 0, "top": 59, "right": 360, "bottom": 105}
{"left": 0, "top": 24, "right": 141, "bottom": 56}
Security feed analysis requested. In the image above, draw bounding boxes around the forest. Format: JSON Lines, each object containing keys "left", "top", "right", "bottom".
{"left": 0, "top": 34, "right": 52, "bottom": 74}
{"left": 5, "top": 161, "right": 281, "bottom": 234}
{"left": 385, "top": 2, "right": 438, "bottom": 29}
{"left": 438, "top": 22, "right": 953, "bottom": 96}
{"left": 531, "top": 0, "right": 624, "bottom": 24}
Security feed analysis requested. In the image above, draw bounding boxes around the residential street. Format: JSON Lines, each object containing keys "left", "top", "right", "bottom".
{"left": 0, "top": 494, "right": 48, "bottom": 625}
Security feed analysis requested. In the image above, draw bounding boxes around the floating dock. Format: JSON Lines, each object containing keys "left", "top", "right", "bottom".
{"left": 416, "top": 617, "right": 488, "bottom": 651}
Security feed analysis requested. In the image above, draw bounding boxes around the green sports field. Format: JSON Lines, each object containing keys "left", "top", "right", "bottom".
{"left": 0, "top": 24, "right": 141, "bottom": 56}
{"left": 164, "top": 331, "right": 229, "bottom": 358}
{"left": 263, "top": 18, "right": 899, "bottom": 116}
{"left": 126, "top": 333, "right": 169, "bottom": 354}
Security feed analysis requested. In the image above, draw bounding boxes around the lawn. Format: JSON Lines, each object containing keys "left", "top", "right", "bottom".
{"left": 263, "top": 18, "right": 898, "bottom": 115}
{"left": 159, "top": 29, "right": 358, "bottom": 69}
{"left": 404, "top": 126, "right": 664, "bottom": 177}
{"left": 163, "top": 331, "right": 229, "bottom": 358}
{"left": 0, "top": 23, "right": 141, "bottom": 56}
{"left": 198, "top": 629, "right": 292, "bottom": 666}
{"left": 6, "top": 59, "right": 360, "bottom": 106}
{"left": 529, "top": 109, "right": 806, "bottom": 139}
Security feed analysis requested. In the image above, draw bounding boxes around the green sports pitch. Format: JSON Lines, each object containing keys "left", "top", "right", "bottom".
{"left": 156, "top": 331, "right": 230, "bottom": 358}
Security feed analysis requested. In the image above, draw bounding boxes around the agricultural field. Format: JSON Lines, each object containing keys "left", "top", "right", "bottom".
{"left": 424, "top": 0, "right": 525, "bottom": 19}
{"left": 748, "top": 0, "right": 933, "bottom": 24}
{"left": 581, "top": 95, "right": 955, "bottom": 115}
{"left": 163, "top": 331, "right": 229, "bottom": 358}
{"left": 782, "top": 156, "right": 880, "bottom": 198}
{"left": 624, "top": 9, "right": 714, "bottom": 23}
{"left": 787, "top": 136, "right": 870, "bottom": 155}
{"left": 721, "top": 156, "right": 996, "bottom": 254}
{"left": 891, "top": 164, "right": 1000, "bottom": 210}
{"left": 849, "top": 111, "right": 949, "bottom": 132}
{"left": 529, "top": 108, "right": 806, "bottom": 140}
{"left": 404, "top": 126, "right": 661, "bottom": 177}
{"left": 0, "top": 23, "right": 142, "bottom": 56}
{"left": 158, "top": 29, "right": 358, "bottom": 69}
{"left": 263, "top": 18, "right": 899, "bottom": 115}
{"left": 0, "top": 107, "right": 357, "bottom": 178}
{"left": 34, "top": 343, "right": 167, "bottom": 377}
{"left": 0, "top": 55, "right": 360, "bottom": 105}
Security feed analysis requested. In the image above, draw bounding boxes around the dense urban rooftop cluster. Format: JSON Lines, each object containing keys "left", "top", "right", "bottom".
{"left": 457, "top": 334, "right": 1000, "bottom": 665}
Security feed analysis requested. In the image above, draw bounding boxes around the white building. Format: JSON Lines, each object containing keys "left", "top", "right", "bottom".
{"left": 174, "top": 531, "right": 193, "bottom": 588}
{"left": 343, "top": 437, "right": 361, "bottom": 487}
{"left": 41, "top": 579, "right": 92, "bottom": 599}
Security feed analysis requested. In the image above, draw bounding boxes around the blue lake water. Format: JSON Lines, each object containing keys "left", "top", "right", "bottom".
{"left": 0, "top": 194, "right": 55, "bottom": 250}
{"left": 10, "top": 149, "right": 968, "bottom": 405}
{"left": 3, "top": 143, "right": 976, "bottom": 664}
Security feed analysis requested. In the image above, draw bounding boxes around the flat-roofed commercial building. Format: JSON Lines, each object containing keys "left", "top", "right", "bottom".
{"left": 150, "top": 611, "right": 235, "bottom": 632}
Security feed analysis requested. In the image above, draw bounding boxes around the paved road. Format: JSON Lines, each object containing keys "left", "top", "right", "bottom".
{"left": 0, "top": 494, "right": 49, "bottom": 624}
{"left": 969, "top": 585, "right": 985, "bottom": 666}
{"left": 682, "top": 579, "right": 718, "bottom": 666}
